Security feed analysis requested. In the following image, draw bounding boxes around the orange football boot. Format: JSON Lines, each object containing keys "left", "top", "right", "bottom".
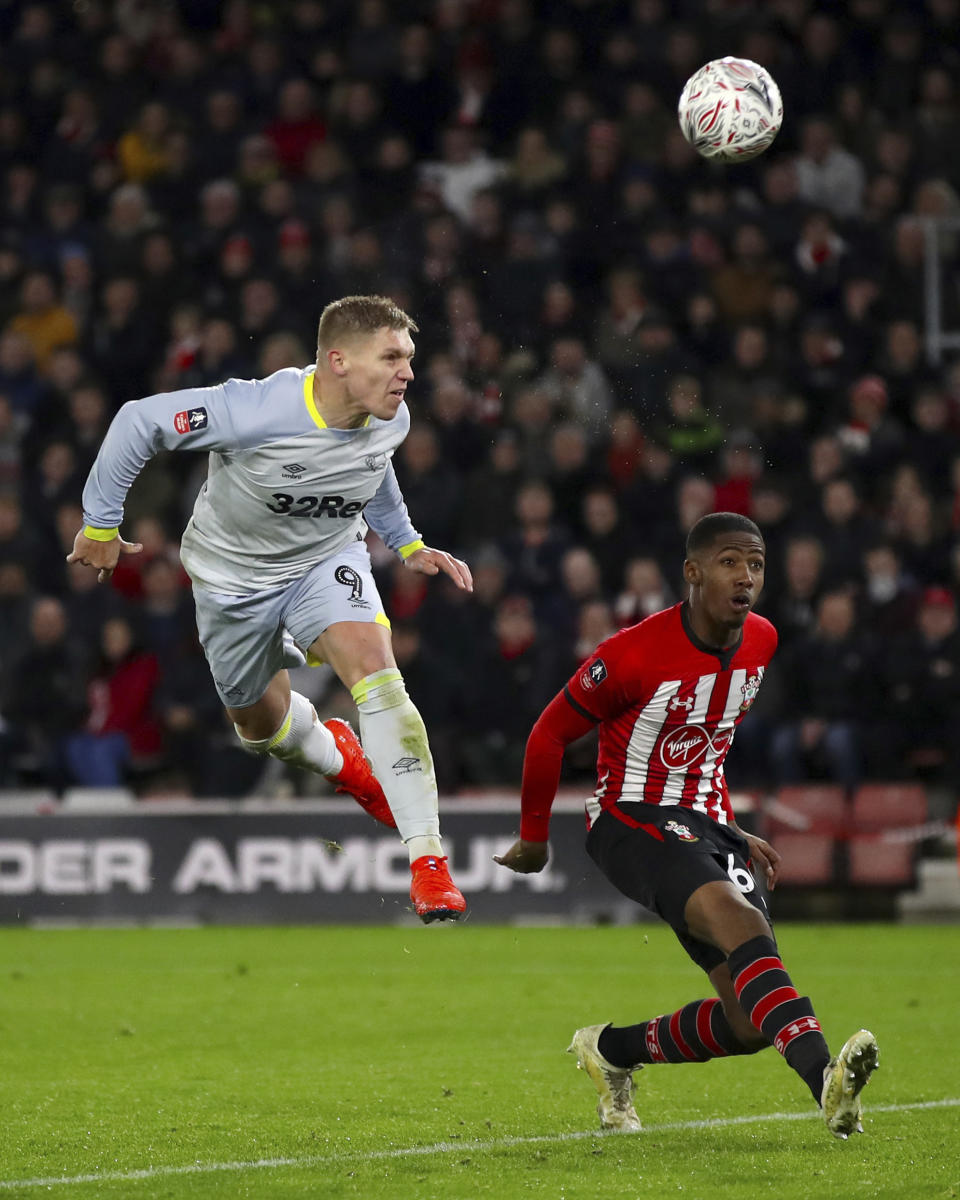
{"left": 323, "top": 718, "right": 396, "bottom": 828}
{"left": 409, "top": 854, "right": 466, "bottom": 923}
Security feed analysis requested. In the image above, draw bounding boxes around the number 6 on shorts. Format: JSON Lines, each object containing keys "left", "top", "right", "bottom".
{"left": 727, "top": 852, "right": 755, "bottom": 893}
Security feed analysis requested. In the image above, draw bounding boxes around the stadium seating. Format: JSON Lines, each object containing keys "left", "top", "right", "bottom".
{"left": 763, "top": 785, "right": 849, "bottom": 886}
{"left": 847, "top": 783, "right": 928, "bottom": 887}
{"left": 761, "top": 784, "right": 932, "bottom": 888}
{"left": 848, "top": 783, "right": 928, "bottom": 832}
{"left": 765, "top": 785, "right": 849, "bottom": 835}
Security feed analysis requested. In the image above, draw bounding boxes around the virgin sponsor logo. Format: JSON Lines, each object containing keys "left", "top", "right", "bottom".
{"left": 659, "top": 725, "right": 732, "bottom": 770}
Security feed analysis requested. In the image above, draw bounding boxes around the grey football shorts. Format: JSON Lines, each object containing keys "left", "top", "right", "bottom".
{"left": 192, "top": 539, "right": 390, "bottom": 708}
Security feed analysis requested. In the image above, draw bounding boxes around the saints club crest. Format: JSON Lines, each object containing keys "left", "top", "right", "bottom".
{"left": 664, "top": 820, "right": 699, "bottom": 842}
{"left": 739, "top": 672, "right": 762, "bottom": 713}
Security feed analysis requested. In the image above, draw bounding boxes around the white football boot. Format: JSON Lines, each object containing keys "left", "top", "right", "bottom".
{"left": 821, "top": 1029, "right": 879, "bottom": 1139}
{"left": 568, "top": 1024, "right": 642, "bottom": 1133}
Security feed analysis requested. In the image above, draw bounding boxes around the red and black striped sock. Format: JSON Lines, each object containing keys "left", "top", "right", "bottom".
{"left": 598, "top": 998, "right": 758, "bottom": 1067}
{"left": 728, "top": 933, "right": 830, "bottom": 1101}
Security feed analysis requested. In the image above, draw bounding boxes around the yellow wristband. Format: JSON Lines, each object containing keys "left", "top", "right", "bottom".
{"left": 83, "top": 525, "right": 119, "bottom": 542}
{"left": 398, "top": 539, "right": 425, "bottom": 560}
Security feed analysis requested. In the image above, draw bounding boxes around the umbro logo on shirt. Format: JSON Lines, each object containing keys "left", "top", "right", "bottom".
{"left": 282, "top": 463, "right": 307, "bottom": 479}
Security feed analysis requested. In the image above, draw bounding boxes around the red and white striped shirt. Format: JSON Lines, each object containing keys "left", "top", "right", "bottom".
{"left": 519, "top": 602, "right": 777, "bottom": 841}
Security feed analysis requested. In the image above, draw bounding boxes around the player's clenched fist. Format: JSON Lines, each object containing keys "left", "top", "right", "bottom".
{"left": 494, "top": 839, "right": 549, "bottom": 874}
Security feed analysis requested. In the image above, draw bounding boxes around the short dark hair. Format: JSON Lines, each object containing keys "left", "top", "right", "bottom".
{"left": 316, "top": 294, "right": 418, "bottom": 354}
{"left": 685, "top": 512, "right": 763, "bottom": 558}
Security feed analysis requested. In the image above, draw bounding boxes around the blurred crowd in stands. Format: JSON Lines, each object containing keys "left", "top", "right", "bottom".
{"left": 0, "top": 0, "right": 959, "bottom": 803}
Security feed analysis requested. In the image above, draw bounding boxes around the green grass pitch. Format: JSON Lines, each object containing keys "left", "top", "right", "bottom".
{"left": 0, "top": 923, "right": 957, "bottom": 1199}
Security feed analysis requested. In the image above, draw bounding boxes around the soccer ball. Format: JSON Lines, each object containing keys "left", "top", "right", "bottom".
{"left": 678, "top": 57, "right": 783, "bottom": 162}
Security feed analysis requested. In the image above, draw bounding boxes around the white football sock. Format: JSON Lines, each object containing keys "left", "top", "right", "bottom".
{"left": 235, "top": 691, "right": 343, "bottom": 777}
{"left": 352, "top": 668, "right": 443, "bottom": 860}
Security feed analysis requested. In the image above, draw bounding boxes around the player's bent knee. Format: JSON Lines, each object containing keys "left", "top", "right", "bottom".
{"left": 234, "top": 692, "right": 315, "bottom": 755}
{"left": 227, "top": 673, "right": 291, "bottom": 742}
{"left": 231, "top": 704, "right": 284, "bottom": 745}
{"left": 685, "top": 881, "right": 769, "bottom": 952}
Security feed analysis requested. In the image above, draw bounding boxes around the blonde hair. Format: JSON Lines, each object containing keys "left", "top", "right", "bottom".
{"left": 316, "top": 294, "right": 418, "bottom": 354}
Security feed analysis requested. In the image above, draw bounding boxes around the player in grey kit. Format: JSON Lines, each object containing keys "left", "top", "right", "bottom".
{"left": 68, "top": 295, "right": 470, "bottom": 921}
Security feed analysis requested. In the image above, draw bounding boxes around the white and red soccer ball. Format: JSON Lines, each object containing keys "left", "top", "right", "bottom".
{"left": 678, "top": 57, "right": 783, "bottom": 162}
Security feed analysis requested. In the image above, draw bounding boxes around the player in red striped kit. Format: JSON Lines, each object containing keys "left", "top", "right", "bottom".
{"left": 496, "top": 513, "right": 878, "bottom": 1139}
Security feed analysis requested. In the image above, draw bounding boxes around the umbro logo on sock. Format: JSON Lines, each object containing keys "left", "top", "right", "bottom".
{"left": 392, "top": 756, "right": 422, "bottom": 773}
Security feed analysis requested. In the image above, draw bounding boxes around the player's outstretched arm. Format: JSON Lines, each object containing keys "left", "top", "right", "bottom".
{"left": 67, "top": 528, "right": 143, "bottom": 584}
{"left": 364, "top": 464, "right": 471, "bottom": 589}
{"left": 495, "top": 687, "right": 598, "bottom": 874}
{"left": 403, "top": 545, "right": 473, "bottom": 591}
{"left": 80, "top": 384, "right": 239, "bottom": 545}
{"left": 495, "top": 840, "right": 549, "bottom": 873}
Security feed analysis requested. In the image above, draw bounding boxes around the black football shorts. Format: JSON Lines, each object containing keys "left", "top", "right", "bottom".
{"left": 585, "top": 802, "right": 771, "bottom": 974}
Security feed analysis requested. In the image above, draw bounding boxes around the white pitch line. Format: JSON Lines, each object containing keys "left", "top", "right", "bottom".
{"left": 2, "top": 1098, "right": 957, "bottom": 1192}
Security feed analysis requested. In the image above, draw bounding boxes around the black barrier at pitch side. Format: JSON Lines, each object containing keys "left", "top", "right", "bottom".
{"left": 0, "top": 800, "right": 636, "bottom": 925}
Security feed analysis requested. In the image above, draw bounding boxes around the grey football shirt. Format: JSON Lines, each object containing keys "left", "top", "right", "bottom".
{"left": 82, "top": 365, "right": 422, "bottom": 595}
